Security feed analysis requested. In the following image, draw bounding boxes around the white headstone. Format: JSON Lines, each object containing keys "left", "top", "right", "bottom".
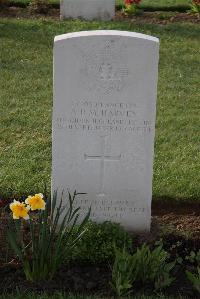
{"left": 60, "top": 0, "right": 115, "bottom": 21}
{"left": 52, "top": 30, "right": 159, "bottom": 231}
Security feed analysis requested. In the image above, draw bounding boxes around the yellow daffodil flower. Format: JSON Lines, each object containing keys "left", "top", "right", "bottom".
{"left": 25, "top": 193, "right": 46, "bottom": 211}
{"left": 10, "top": 200, "right": 30, "bottom": 220}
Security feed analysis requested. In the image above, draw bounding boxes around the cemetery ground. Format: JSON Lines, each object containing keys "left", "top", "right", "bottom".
{"left": 0, "top": 8, "right": 200, "bottom": 299}
{"left": 0, "top": 0, "right": 200, "bottom": 24}
{"left": 0, "top": 293, "right": 194, "bottom": 299}
{"left": 1, "top": 0, "right": 192, "bottom": 9}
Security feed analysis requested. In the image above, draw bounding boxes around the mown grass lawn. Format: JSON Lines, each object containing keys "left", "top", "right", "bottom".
{"left": 0, "top": 18, "right": 199, "bottom": 201}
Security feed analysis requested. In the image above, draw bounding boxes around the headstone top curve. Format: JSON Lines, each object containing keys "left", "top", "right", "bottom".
{"left": 54, "top": 30, "right": 159, "bottom": 43}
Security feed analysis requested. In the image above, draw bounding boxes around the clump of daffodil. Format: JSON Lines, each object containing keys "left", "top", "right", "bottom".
{"left": 8, "top": 191, "right": 90, "bottom": 282}
{"left": 25, "top": 193, "right": 46, "bottom": 211}
{"left": 10, "top": 200, "right": 30, "bottom": 220}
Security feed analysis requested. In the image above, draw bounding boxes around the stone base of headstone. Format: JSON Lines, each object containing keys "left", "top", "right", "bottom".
{"left": 60, "top": 0, "right": 115, "bottom": 21}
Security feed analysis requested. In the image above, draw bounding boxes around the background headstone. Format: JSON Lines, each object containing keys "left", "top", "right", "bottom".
{"left": 52, "top": 30, "right": 159, "bottom": 231}
{"left": 60, "top": 0, "right": 115, "bottom": 21}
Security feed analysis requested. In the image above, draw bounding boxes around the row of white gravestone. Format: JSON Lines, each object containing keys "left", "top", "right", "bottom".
{"left": 60, "top": 0, "right": 115, "bottom": 20}
{"left": 52, "top": 30, "right": 159, "bottom": 232}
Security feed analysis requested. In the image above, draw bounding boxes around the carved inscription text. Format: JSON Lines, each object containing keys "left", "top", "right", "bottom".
{"left": 56, "top": 101, "right": 153, "bottom": 133}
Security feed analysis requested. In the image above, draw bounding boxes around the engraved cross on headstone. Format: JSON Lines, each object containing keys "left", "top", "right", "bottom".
{"left": 84, "top": 135, "right": 121, "bottom": 196}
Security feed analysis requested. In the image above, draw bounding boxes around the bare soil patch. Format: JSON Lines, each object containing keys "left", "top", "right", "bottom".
{"left": 0, "top": 200, "right": 200, "bottom": 298}
{"left": 116, "top": 11, "right": 200, "bottom": 24}
{"left": 152, "top": 201, "right": 200, "bottom": 238}
{"left": 0, "top": 200, "right": 199, "bottom": 297}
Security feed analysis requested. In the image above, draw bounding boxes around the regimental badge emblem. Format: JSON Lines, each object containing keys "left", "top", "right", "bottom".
{"left": 73, "top": 38, "right": 130, "bottom": 95}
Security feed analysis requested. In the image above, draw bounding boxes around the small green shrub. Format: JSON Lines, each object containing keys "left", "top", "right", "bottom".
{"left": 110, "top": 247, "right": 136, "bottom": 297}
{"left": 69, "top": 221, "right": 132, "bottom": 264}
{"left": 189, "top": 0, "right": 200, "bottom": 14}
{"left": 134, "top": 244, "right": 175, "bottom": 290}
{"left": 123, "top": 0, "right": 143, "bottom": 16}
{"left": 111, "top": 243, "right": 175, "bottom": 295}
{"left": 185, "top": 250, "right": 200, "bottom": 265}
{"left": 185, "top": 249, "right": 200, "bottom": 293}
{"left": 186, "top": 267, "right": 200, "bottom": 293}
